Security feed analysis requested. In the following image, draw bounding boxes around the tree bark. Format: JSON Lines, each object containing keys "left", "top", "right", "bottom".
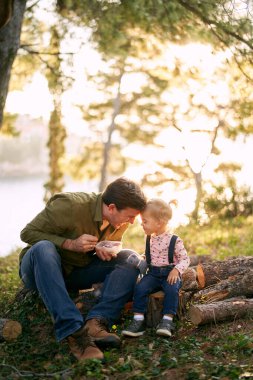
{"left": 193, "top": 270, "right": 253, "bottom": 303}
{"left": 178, "top": 289, "right": 195, "bottom": 317}
{"left": 181, "top": 267, "right": 199, "bottom": 291}
{"left": 0, "top": 0, "right": 14, "bottom": 28}
{"left": 43, "top": 27, "right": 66, "bottom": 202}
{"left": 192, "top": 171, "right": 202, "bottom": 221}
{"left": 189, "top": 297, "right": 253, "bottom": 326}
{"left": 0, "top": 0, "right": 27, "bottom": 127}
{"left": 146, "top": 288, "right": 193, "bottom": 327}
{"left": 189, "top": 255, "right": 213, "bottom": 267}
{"left": 196, "top": 256, "right": 253, "bottom": 288}
{"left": 146, "top": 290, "right": 164, "bottom": 328}
{"left": 0, "top": 318, "right": 22, "bottom": 341}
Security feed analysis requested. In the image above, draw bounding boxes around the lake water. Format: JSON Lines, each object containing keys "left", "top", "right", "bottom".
{"left": 0, "top": 176, "right": 97, "bottom": 257}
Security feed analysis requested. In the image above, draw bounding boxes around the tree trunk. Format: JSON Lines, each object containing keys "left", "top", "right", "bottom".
{"left": 0, "top": 318, "right": 22, "bottom": 341}
{"left": 44, "top": 27, "right": 66, "bottom": 202}
{"left": 196, "top": 256, "right": 253, "bottom": 288}
{"left": 0, "top": 0, "right": 26, "bottom": 127}
{"left": 192, "top": 171, "right": 202, "bottom": 221}
{"left": 44, "top": 103, "right": 66, "bottom": 202}
{"left": 0, "top": 0, "right": 14, "bottom": 28}
{"left": 99, "top": 69, "right": 124, "bottom": 192}
{"left": 189, "top": 297, "right": 253, "bottom": 326}
{"left": 193, "top": 269, "right": 253, "bottom": 303}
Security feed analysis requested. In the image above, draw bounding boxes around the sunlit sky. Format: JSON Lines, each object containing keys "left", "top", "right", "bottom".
{"left": 4, "top": 3, "right": 253, "bottom": 228}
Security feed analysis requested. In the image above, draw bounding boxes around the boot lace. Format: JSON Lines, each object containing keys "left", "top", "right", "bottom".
{"left": 95, "top": 318, "right": 109, "bottom": 333}
{"left": 74, "top": 329, "right": 96, "bottom": 353}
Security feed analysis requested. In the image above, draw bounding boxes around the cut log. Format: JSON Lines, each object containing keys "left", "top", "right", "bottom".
{"left": 193, "top": 270, "right": 253, "bottom": 303}
{"left": 0, "top": 318, "right": 22, "bottom": 341}
{"left": 190, "top": 255, "right": 213, "bottom": 267}
{"left": 178, "top": 290, "right": 195, "bottom": 316}
{"left": 189, "top": 297, "right": 253, "bottom": 326}
{"left": 196, "top": 256, "right": 253, "bottom": 288}
{"left": 146, "top": 289, "right": 190, "bottom": 327}
{"left": 181, "top": 268, "right": 199, "bottom": 291}
{"left": 146, "top": 291, "right": 164, "bottom": 328}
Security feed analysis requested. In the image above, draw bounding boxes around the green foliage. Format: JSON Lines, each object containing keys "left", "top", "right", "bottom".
{"left": 65, "top": 142, "right": 126, "bottom": 181}
{"left": 204, "top": 184, "right": 253, "bottom": 219}
{"left": 203, "top": 163, "right": 253, "bottom": 220}
{"left": 0, "top": 113, "right": 19, "bottom": 137}
{"left": 177, "top": 215, "right": 253, "bottom": 259}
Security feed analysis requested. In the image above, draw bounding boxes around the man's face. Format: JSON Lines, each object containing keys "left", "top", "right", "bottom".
{"left": 107, "top": 205, "right": 140, "bottom": 228}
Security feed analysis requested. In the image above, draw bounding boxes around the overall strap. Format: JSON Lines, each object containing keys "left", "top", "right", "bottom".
{"left": 145, "top": 234, "right": 178, "bottom": 265}
{"left": 145, "top": 235, "right": 151, "bottom": 265}
{"left": 168, "top": 234, "right": 178, "bottom": 264}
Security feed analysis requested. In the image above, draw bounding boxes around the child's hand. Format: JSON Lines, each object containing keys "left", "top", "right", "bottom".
{"left": 167, "top": 268, "right": 180, "bottom": 285}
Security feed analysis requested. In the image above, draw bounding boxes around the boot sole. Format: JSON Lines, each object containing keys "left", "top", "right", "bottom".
{"left": 156, "top": 329, "right": 172, "bottom": 337}
{"left": 121, "top": 330, "right": 145, "bottom": 337}
{"left": 94, "top": 336, "right": 121, "bottom": 349}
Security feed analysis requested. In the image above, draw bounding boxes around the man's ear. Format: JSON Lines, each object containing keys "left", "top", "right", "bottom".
{"left": 107, "top": 204, "right": 117, "bottom": 213}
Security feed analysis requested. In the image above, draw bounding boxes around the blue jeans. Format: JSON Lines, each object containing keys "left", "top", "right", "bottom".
{"left": 133, "top": 266, "right": 182, "bottom": 315}
{"left": 20, "top": 240, "right": 139, "bottom": 341}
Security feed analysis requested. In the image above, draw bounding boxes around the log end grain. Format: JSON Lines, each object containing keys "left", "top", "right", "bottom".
{"left": 196, "top": 264, "right": 205, "bottom": 289}
{"left": 188, "top": 305, "right": 202, "bottom": 325}
{"left": 1, "top": 319, "right": 22, "bottom": 341}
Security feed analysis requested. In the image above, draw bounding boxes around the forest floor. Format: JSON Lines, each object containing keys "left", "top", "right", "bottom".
{"left": 1, "top": 216, "right": 253, "bottom": 380}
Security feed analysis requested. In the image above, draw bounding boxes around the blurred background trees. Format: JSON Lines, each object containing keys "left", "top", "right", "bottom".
{"left": 1, "top": 0, "right": 253, "bottom": 227}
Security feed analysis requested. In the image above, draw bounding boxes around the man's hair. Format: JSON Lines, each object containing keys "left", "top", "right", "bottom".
{"left": 144, "top": 198, "right": 173, "bottom": 223}
{"left": 102, "top": 177, "right": 147, "bottom": 211}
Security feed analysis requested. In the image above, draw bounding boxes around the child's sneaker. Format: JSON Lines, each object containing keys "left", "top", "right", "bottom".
{"left": 156, "top": 319, "right": 175, "bottom": 337}
{"left": 122, "top": 319, "right": 145, "bottom": 337}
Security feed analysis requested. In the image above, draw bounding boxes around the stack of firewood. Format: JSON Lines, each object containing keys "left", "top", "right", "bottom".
{"left": 146, "top": 256, "right": 253, "bottom": 327}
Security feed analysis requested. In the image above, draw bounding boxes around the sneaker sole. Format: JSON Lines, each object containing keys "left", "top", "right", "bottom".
{"left": 94, "top": 336, "right": 121, "bottom": 349}
{"left": 121, "top": 330, "right": 145, "bottom": 337}
{"left": 156, "top": 329, "right": 172, "bottom": 337}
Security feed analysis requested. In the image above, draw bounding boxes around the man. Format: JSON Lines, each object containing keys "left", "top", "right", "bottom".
{"left": 19, "top": 177, "right": 146, "bottom": 361}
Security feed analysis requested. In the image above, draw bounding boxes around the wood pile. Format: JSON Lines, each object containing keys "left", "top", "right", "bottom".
{"left": 146, "top": 256, "right": 253, "bottom": 327}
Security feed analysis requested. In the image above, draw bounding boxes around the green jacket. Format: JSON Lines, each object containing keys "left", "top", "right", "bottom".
{"left": 19, "top": 192, "right": 129, "bottom": 275}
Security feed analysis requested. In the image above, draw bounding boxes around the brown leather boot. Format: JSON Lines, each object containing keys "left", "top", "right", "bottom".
{"left": 67, "top": 325, "right": 104, "bottom": 361}
{"left": 85, "top": 318, "right": 121, "bottom": 349}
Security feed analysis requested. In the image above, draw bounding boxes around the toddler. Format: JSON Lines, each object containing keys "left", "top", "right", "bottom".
{"left": 122, "top": 198, "right": 190, "bottom": 337}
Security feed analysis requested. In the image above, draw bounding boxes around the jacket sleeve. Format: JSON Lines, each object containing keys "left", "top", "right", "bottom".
{"left": 20, "top": 195, "right": 73, "bottom": 248}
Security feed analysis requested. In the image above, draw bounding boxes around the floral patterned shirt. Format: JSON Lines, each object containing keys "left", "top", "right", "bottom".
{"left": 149, "top": 231, "right": 190, "bottom": 275}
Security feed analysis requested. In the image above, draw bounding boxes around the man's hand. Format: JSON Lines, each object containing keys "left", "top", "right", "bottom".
{"left": 95, "top": 245, "right": 116, "bottom": 261}
{"left": 62, "top": 234, "right": 98, "bottom": 253}
{"left": 167, "top": 268, "right": 180, "bottom": 285}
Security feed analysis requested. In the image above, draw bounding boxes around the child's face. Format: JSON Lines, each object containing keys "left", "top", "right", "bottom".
{"left": 141, "top": 210, "right": 160, "bottom": 235}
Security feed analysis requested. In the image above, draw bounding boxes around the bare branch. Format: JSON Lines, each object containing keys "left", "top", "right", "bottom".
{"left": 26, "top": 0, "right": 40, "bottom": 12}
{"left": 19, "top": 45, "right": 75, "bottom": 56}
{"left": 0, "top": 364, "right": 72, "bottom": 378}
{"left": 176, "top": 0, "right": 253, "bottom": 50}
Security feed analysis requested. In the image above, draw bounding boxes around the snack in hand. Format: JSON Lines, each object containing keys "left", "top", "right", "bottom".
{"left": 96, "top": 240, "right": 122, "bottom": 255}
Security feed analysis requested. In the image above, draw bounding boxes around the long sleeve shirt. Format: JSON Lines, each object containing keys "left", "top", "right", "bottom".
{"left": 149, "top": 231, "right": 190, "bottom": 275}
{"left": 19, "top": 192, "right": 128, "bottom": 275}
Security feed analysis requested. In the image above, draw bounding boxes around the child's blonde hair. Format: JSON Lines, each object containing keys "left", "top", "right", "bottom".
{"left": 144, "top": 198, "right": 177, "bottom": 223}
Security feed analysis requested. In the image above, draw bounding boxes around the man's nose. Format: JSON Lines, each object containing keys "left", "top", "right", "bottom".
{"left": 129, "top": 217, "right": 135, "bottom": 224}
